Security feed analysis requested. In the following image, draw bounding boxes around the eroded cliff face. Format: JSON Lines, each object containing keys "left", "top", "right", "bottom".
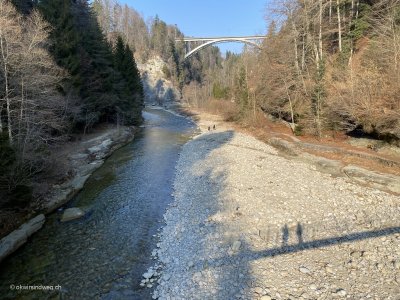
{"left": 138, "top": 57, "right": 180, "bottom": 107}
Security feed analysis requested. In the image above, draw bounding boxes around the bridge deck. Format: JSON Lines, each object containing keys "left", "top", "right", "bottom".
{"left": 176, "top": 36, "right": 266, "bottom": 42}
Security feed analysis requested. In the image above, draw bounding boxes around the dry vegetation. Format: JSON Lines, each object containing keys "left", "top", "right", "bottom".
{"left": 183, "top": 0, "right": 400, "bottom": 145}
{"left": 0, "top": 1, "right": 67, "bottom": 209}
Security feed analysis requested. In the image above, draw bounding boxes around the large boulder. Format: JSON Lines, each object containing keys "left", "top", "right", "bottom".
{"left": 61, "top": 207, "right": 85, "bottom": 222}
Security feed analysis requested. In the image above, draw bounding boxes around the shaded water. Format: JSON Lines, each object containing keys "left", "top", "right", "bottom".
{"left": 0, "top": 108, "right": 197, "bottom": 299}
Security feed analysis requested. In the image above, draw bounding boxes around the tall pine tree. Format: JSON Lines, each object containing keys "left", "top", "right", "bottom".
{"left": 113, "top": 36, "right": 144, "bottom": 125}
{"left": 10, "top": 0, "right": 37, "bottom": 14}
{"left": 38, "top": 0, "right": 144, "bottom": 129}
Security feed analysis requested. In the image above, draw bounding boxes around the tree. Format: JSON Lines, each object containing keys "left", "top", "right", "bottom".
{"left": 150, "top": 15, "right": 168, "bottom": 56}
{"left": 39, "top": 0, "right": 144, "bottom": 129}
{"left": 0, "top": 1, "right": 67, "bottom": 205}
{"left": 0, "top": 0, "right": 20, "bottom": 143}
{"left": 10, "top": 0, "right": 36, "bottom": 14}
{"left": 39, "top": 0, "right": 81, "bottom": 88}
{"left": 235, "top": 65, "right": 249, "bottom": 116}
{"left": 113, "top": 36, "right": 144, "bottom": 125}
{"left": 92, "top": 0, "right": 150, "bottom": 61}
{"left": 335, "top": 0, "right": 342, "bottom": 52}
{"left": 0, "top": 2, "right": 66, "bottom": 153}
{"left": 124, "top": 43, "right": 144, "bottom": 123}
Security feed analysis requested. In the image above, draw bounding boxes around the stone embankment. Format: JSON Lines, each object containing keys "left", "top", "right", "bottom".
{"left": 145, "top": 115, "right": 400, "bottom": 299}
{"left": 45, "top": 126, "right": 135, "bottom": 213}
{"left": 0, "top": 126, "right": 135, "bottom": 263}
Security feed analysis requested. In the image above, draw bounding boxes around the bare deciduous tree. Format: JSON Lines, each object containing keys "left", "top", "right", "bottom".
{"left": 0, "top": 0, "right": 21, "bottom": 143}
{"left": 0, "top": 0, "right": 67, "bottom": 161}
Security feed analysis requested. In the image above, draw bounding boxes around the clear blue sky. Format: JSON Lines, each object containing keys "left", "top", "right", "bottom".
{"left": 118, "top": 0, "right": 269, "bottom": 54}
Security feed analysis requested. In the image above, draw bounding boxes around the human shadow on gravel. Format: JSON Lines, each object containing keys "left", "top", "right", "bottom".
{"left": 185, "top": 223, "right": 400, "bottom": 299}
{"left": 201, "top": 225, "right": 400, "bottom": 267}
{"left": 296, "top": 223, "right": 304, "bottom": 244}
{"left": 255, "top": 225, "right": 400, "bottom": 259}
{"left": 282, "top": 224, "right": 289, "bottom": 246}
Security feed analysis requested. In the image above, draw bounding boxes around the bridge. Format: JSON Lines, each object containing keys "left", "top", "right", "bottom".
{"left": 176, "top": 36, "right": 266, "bottom": 59}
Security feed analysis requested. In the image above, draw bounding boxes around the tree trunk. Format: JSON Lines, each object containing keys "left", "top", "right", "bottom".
{"left": 6, "top": 81, "right": 12, "bottom": 144}
{"left": 0, "top": 32, "right": 13, "bottom": 143}
{"left": 253, "top": 91, "right": 256, "bottom": 118}
{"left": 19, "top": 77, "right": 24, "bottom": 141}
{"left": 319, "top": 0, "right": 323, "bottom": 60}
{"left": 348, "top": 0, "right": 358, "bottom": 65}
{"left": 294, "top": 37, "right": 301, "bottom": 74}
{"left": 289, "top": 5, "right": 301, "bottom": 77}
{"left": 337, "top": 0, "right": 342, "bottom": 52}
{"left": 0, "top": 103, "right": 3, "bottom": 133}
{"left": 314, "top": 42, "right": 320, "bottom": 68}
{"left": 283, "top": 78, "right": 296, "bottom": 133}
{"left": 355, "top": 0, "right": 359, "bottom": 19}
{"left": 301, "top": 34, "right": 306, "bottom": 70}
{"left": 351, "top": 0, "right": 355, "bottom": 19}
{"left": 393, "top": 18, "right": 399, "bottom": 71}
{"left": 245, "top": 63, "right": 250, "bottom": 110}
{"left": 348, "top": 0, "right": 359, "bottom": 65}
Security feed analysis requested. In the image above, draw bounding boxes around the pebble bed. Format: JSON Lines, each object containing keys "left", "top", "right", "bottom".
{"left": 144, "top": 129, "right": 400, "bottom": 300}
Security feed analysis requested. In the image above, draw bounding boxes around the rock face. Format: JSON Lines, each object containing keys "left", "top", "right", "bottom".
{"left": 0, "top": 214, "right": 45, "bottom": 263}
{"left": 61, "top": 208, "right": 85, "bottom": 222}
{"left": 138, "top": 56, "right": 180, "bottom": 106}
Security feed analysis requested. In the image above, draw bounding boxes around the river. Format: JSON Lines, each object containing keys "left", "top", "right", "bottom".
{"left": 0, "top": 108, "right": 197, "bottom": 300}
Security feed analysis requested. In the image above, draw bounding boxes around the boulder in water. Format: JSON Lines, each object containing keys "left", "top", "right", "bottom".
{"left": 61, "top": 207, "right": 85, "bottom": 222}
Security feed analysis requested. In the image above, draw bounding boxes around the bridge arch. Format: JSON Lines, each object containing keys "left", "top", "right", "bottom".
{"left": 185, "top": 39, "right": 260, "bottom": 59}
{"left": 181, "top": 37, "right": 264, "bottom": 59}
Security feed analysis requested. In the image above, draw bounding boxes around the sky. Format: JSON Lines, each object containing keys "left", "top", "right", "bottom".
{"left": 118, "top": 0, "right": 269, "bottom": 54}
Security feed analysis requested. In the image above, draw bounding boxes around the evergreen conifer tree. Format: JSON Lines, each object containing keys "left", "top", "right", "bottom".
{"left": 38, "top": 0, "right": 144, "bottom": 128}
{"left": 10, "top": 0, "right": 37, "bottom": 14}
{"left": 39, "top": 0, "right": 81, "bottom": 89}
{"left": 113, "top": 36, "right": 143, "bottom": 125}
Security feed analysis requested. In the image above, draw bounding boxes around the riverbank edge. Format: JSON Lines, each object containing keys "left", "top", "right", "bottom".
{"left": 177, "top": 107, "right": 400, "bottom": 194}
{"left": 0, "top": 125, "right": 137, "bottom": 263}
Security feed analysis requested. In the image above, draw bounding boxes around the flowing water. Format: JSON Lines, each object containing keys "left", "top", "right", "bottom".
{"left": 0, "top": 108, "right": 197, "bottom": 300}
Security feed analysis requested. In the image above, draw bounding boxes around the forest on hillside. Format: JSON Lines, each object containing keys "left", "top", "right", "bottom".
{"left": 185, "top": 0, "right": 400, "bottom": 143}
{"left": 93, "top": 0, "right": 399, "bottom": 143}
{"left": 0, "top": 0, "right": 144, "bottom": 222}
{"left": 92, "top": 0, "right": 223, "bottom": 92}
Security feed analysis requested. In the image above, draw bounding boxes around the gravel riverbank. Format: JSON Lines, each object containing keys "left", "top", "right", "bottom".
{"left": 147, "top": 124, "right": 400, "bottom": 299}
